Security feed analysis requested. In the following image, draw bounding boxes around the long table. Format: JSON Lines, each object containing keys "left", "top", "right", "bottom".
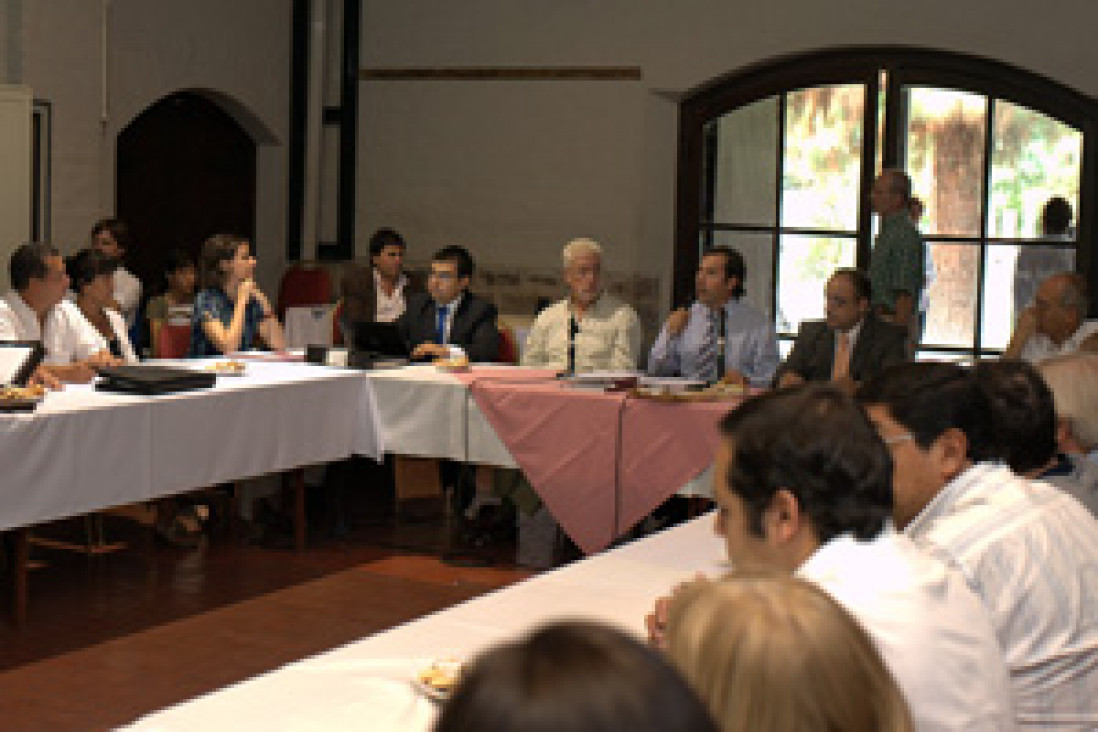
{"left": 126, "top": 515, "right": 726, "bottom": 731}
{"left": 364, "top": 365, "right": 740, "bottom": 553}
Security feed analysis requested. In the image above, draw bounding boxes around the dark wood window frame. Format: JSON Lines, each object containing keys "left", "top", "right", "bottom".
{"left": 675, "top": 47, "right": 1098, "bottom": 345}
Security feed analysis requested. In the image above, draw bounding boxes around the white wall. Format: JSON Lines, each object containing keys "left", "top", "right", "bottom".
{"left": 17, "top": 0, "right": 292, "bottom": 294}
{"left": 358, "top": 0, "right": 1098, "bottom": 311}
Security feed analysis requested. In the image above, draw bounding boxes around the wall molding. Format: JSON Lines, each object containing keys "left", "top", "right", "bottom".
{"left": 359, "top": 66, "right": 642, "bottom": 81}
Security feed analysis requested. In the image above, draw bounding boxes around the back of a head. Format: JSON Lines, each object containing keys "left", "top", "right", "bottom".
{"left": 1042, "top": 196, "right": 1073, "bottom": 237}
{"left": 719, "top": 384, "right": 893, "bottom": 543}
{"left": 66, "top": 248, "right": 119, "bottom": 294}
{"left": 973, "top": 360, "right": 1057, "bottom": 474}
{"left": 1038, "top": 353, "right": 1098, "bottom": 452}
{"left": 433, "top": 621, "right": 716, "bottom": 732}
{"left": 857, "top": 361, "right": 997, "bottom": 463}
{"left": 666, "top": 571, "right": 912, "bottom": 732}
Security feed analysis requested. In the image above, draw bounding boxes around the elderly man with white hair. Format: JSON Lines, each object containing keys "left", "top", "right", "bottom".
{"left": 1039, "top": 353, "right": 1098, "bottom": 468}
{"left": 521, "top": 238, "right": 641, "bottom": 372}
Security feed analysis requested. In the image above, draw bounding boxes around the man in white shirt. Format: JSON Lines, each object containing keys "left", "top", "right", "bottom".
{"left": 522, "top": 238, "right": 641, "bottom": 373}
{"left": 648, "top": 247, "right": 778, "bottom": 385}
{"left": 91, "top": 218, "right": 142, "bottom": 328}
{"left": 859, "top": 362, "right": 1098, "bottom": 729}
{"left": 646, "top": 385, "right": 1014, "bottom": 731}
{"left": 0, "top": 242, "right": 116, "bottom": 383}
{"left": 1003, "top": 272, "right": 1098, "bottom": 362}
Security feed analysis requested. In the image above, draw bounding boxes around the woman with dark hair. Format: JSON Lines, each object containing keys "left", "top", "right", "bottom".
{"left": 433, "top": 621, "right": 716, "bottom": 732}
{"left": 146, "top": 248, "right": 197, "bottom": 355}
{"left": 190, "top": 234, "right": 284, "bottom": 356}
{"left": 67, "top": 248, "right": 137, "bottom": 363}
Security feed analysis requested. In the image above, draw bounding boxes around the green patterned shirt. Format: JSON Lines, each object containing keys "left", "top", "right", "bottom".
{"left": 869, "top": 212, "right": 925, "bottom": 311}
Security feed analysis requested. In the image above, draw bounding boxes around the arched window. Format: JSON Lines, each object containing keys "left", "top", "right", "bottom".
{"left": 676, "top": 47, "right": 1098, "bottom": 359}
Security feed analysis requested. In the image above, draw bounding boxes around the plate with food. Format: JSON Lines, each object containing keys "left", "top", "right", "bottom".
{"left": 0, "top": 383, "right": 47, "bottom": 412}
{"left": 434, "top": 355, "right": 470, "bottom": 373}
{"left": 203, "top": 360, "right": 247, "bottom": 376}
{"left": 413, "top": 659, "right": 464, "bottom": 702}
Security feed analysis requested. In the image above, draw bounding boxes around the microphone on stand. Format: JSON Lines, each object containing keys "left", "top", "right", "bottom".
{"left": 566, "top": 314, "right": 578, "bottom": 375}
{"left": 715, "top": 307, "right": 727, "bottom": 382}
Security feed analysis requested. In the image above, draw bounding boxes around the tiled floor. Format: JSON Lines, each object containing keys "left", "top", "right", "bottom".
{"left": 0, "top": 500, "right": 531, "bottom": 730}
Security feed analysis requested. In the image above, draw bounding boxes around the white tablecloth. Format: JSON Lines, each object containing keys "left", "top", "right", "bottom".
{"left": 0, "top": 360, "right": 382, "bottom": 532}
{"left": 126, "top": 515, "right": 726, "bottom": 731}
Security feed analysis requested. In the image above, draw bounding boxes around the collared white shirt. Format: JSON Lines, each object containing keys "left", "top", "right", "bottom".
{"left": 905, "top": 462, "right": 1098, "bottom": 728}
{"left": 798, "top": 525, "right": 1015, "bottom": 732}
{"left": 373, "top": 269, "right": 407, "bottom": 323}
{"left": 1020, "top": 319, "right": 1098, "bottom": 363}
{"left": 521, "top": 293, "right": 641, "bottom": 372}
{"left": 435, "top": 292, "right": 463, "bottom": 345}
{"left": 113, "top": 266, "right": 142, "bottom": 327}
{"left": 0, "top": 291, "right": 107, "bottom": 364}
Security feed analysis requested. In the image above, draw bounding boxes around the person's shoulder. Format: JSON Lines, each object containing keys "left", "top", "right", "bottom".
{"left": 599, "top": 293, "right": 639, "bottom": 321}
{"left": 465, "top": 292, "right": 498, "bottom": 317}
{"left": 864, "top": 314, "right": 908, "bottom": 340}
{"left": 728, "top": 298, "right": 771, "bottom": 326}
{"left": 795, "top": 318, "right": 828, "bottom": 338}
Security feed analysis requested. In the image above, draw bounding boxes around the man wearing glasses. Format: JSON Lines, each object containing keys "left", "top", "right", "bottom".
{"left": 775, "top": 268, "right": 907, "bottom": 392}
{"left": 397, "top": 245, "right": 499, "bottom": 364}
{"left": 0, "top": 242, "right": 118, "bottom": 383}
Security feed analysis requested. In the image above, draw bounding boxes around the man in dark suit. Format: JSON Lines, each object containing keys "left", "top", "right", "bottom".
{"left": 398, "top": 244, "right": 499, "bottom": 363}
{"left": 340, "top": 228, "right": 423, "bottom": 336}
{"left": 775, "top": 268, "right": 907, "bottom": 393}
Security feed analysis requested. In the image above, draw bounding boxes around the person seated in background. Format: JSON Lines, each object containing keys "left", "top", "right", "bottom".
{"left": 774, "top": 268, "right": 907, "bottom": 393}
{"left": 146, "top": 248, "right": 197, "bottom": 354}
{"left": 1039, "top": 353, "right": 1098, "bottom": 464}
{"left": 340, "top": 228, "right": 421, "bottom": 338}
{"left": 649, "top": 247, "right": 777, "bottom": 385}
{"left": 1014, "top": 196, "right": 1076, "bottom": 323}
{"left": 1003, "top": 272, "right": 1097, "bottom": 361}
{"left": 397, "top": 244, "right": 498, "bottom": 363}
{"left": 67, "top": 248, "right": 138, "bottom": 363}
{"left": 522, "top": 237, "right": 640, "bottom": 372}
{"left": 0, "top": 242, "right": 117, "bottom": 383}
{"left": 190, "top": 234, "right": 285, "bottom": 357}
{"left": 665, "top": 570, "right": 913, "bottom": 732}
{"left": 432, "top": 621, "right": 717, "bottom": 732}
{"left": 645, "top": 385, "right": 1014, "bottom": 731}
{"left": 974, "top": 359, "right": 1098, "bottom": 517}
{"left": 90, "top": 217, "right": 142, "bottom": 328}
{"left": 858, "top": 362, "right": 1098, "bottom": 727}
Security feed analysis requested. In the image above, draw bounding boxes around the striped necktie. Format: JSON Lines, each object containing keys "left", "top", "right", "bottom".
{"left": 697, "top": 310, "right": 719, "bottom": 381}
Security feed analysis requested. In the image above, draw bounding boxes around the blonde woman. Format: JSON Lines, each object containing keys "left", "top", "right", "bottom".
{"left": 666, "top": 571, "right": 913, "bottom": 732}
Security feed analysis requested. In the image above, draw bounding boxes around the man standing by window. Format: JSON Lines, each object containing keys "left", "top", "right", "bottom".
{"left": 868, "top": 170, "right": 924, "bottom": 354}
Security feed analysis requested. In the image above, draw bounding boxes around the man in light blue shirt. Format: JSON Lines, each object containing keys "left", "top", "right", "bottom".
{"left": 648, "top": 247, "right": 779, "bottom": 385}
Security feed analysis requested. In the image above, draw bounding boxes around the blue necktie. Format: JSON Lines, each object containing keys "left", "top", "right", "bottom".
{"left": 436, "top": 304, "right": 450, "bottom": 344}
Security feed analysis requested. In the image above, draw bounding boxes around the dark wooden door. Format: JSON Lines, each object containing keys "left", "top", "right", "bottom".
{"left": 116, "top": 91, "right": 256, "bottom": 294}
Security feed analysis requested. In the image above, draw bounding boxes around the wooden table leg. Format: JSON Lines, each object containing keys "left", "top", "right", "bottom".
{"left": 292, "top": 469, "right": 306, "bottom": 553}
{"left": 11, "top": 528, "right": 28, "bottom": 626}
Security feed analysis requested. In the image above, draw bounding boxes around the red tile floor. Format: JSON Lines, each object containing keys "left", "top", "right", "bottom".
{"left": 0, "top": 496, "right": 530, "bottom": 730}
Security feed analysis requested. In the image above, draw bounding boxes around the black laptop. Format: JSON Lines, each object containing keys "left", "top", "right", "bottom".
{"left": 350, "top": 321, "right": 410, "bottom": 367}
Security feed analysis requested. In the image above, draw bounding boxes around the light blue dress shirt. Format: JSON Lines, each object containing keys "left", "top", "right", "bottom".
{"left": 647, "top": 299, "right": 779, "bottom": 385}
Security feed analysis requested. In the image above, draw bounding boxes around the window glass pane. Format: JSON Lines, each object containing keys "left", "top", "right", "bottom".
{"left": 922, "top": 242, "right": 978, "bottom": 348}
{"left": 710, "top": 231, "right": 775, "bottom": 320}
{"left": 776, "top": 234, "right": 857, "bottom": 334}
{"left": 985, "top": 243, "right": 1076, "bottom": 345}
{"left": 905, "top": 88, "right": 987, "bottom": 237}
{"left": 988, "top": 100, "right": 1081, "bottom": 239}
{"left": 781, "top": 85, "right": 865, "bottom": 232}
{"left": 712, "top": 98, "right": 779, "bottom": 226}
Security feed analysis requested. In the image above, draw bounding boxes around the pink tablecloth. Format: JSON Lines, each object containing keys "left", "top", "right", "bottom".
{"left": 470, "top": 380, "right": 626, "bottom": 554}
{"left": 617, "top": 396, "right": 746, "bottom": 534}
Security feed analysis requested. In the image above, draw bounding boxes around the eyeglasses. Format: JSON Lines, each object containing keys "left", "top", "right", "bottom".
{"left": 882, "top": 433, "right": 914, "bottom": 446}
{"left": 428, "top": 271, "right": 457, "bottom": 281}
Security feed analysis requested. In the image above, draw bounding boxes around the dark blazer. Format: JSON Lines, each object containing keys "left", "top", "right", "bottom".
{"left": 774, "top": 313, "right": 908, "bottom": 385}
{"left": 340, "top": 265, "right": 424, "bottom": 324}
{"left": 397, "top": 291, "right": 500, "bottom": 363}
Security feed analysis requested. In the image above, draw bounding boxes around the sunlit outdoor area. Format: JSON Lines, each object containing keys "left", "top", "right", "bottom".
{"left": 701, "top": 71, "right": 1083, "bottom": 358}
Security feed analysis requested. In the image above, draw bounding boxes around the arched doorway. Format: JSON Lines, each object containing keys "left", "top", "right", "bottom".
{"left": 116, "top": 90, "right": 257, "bottom": 294}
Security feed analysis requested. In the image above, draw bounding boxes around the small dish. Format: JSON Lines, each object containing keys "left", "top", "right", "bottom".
{"left": 414, "top": 659, "right": 463, "bottom": 702}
